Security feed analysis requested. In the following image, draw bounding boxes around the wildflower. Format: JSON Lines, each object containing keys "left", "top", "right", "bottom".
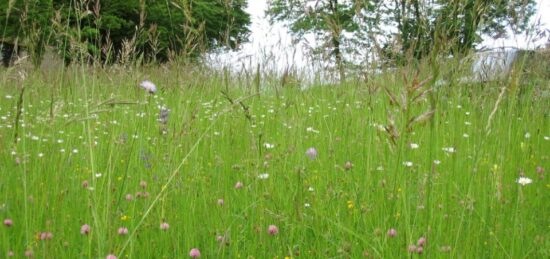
{"left": 344, "top": 161, "right": 353, "bottom": 170}
{"left": 120, "top": 215, "right": 130, "bottom": 221}
{"left": 3, "top": 218, "right": 13, "bottom": 227}
{"left": 217, "top": 199, "right": 224, "bottom": 206}
{"left": 258, "top": 173, "right": 269, "bottom": 180}
{"left": 417, "top": 237, "right": 427, "bottom": 247}
{"left": 387, "top": 228, "right": 397, "bottom": 237}
{"left": 125, "top": 194, "right": 133, "bottom": 201}
{"left": 234, "top": 181, "right": 244, "bottom": 189}
{"left": 80, "top": 224, "right": 90, "bottom": 235}
{"left": 189, "top": 248, "right": 201, "bottom": 258}
{"left": 82, "top": 180, "right": 89, "bottom": 188}
{"left": 304, "top": 203, "right": 311, "bottom": 208}
{"left": 117, "top": 227, "right": 129, "bottom": 235}
{"left": 39, "top": 232, "right": 53, "bottom": 240}
{"left": 403, "top": 161, "right": 413, "bottom": 167}
{"left": 416, "top": 246, "right": 424, "bottom": 254}
{"left": 524, "top": 132, "right": 531, "bottom": 139}
{"left": 263, "top": 143, "right": 275, "bottom": 149}
{"left": 306, "top": 127, "right": 319, "bottom": 133}
{"left": 433, "top": 160, "right": 441, "bottom": 165}
{"left": 442, "top": 147, "right": 456, "bottom": 153}
{"left": 410, "top": 143, "right": 419, "bottom": 149}
{"left": 408, "top": 245, "right": 417, "bottom": 253}
{"left": 139, "top": 180, "right": 147, "bottom": 189}
{"left": 516, "top": 177, "right": 533, "bottom": 186}
{"left": 24, "top": 250, "right": 33, "bottom": 257}
{"left": 139, "top": 80, "right": 157, "bottom": 94}
{"left": 268, "top": 225, "right": 279, "bottom": 235}
{"left": 106, "top": 254, "right": 117, "bottom": 259}
{"left": 347, "top": 200, "right": 354, "bottom": 209}
{"left": 305, "top": 147, "right": 318, "bottom": 160}
{"left": 160, "top": 222, "right": 170, "bottom": 231}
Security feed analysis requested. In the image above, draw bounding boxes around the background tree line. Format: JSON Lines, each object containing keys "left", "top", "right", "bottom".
{"left": 267, "top": 0, "right": 537, "bottom": 79}
{"left": 0, "top": 0, "right": 251, "bottom": 67}
{"left": 1, "top": 0, "right": 539, "bottom": 72}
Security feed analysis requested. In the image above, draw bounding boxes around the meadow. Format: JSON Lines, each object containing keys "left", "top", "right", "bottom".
{"left": 0, "top": 63, "right": 548, "bottom": 258}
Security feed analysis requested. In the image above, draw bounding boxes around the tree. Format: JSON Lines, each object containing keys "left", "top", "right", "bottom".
{"left": 2, "top": 0, "right": 251, "bottom": 65}
{"left": 267, "top": 0, "right": 381, "bottom": 81}
{"left": 383, "top": 0, "right": 537, "bottom": 62}
{"left": 0, "top": 0, "right": 53, "bottom": 67}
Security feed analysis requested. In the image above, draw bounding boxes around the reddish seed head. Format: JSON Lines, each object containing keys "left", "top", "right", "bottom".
{"left": 189, "top": 248, "right": 201, "bottom": 258}
{"left": 408, "top": 245, "right": 417, "bottom": 253}
{"left": 268, "top": 225, "right": 279, "bottom": 235}
{"left": 344, "top": 161, "right": 353, "bottom": 170}
{"left": 234, "top": 181, "right": 243, "bottom": 189}
{"left": 106, "top": 254, "right": 117, "bottom": 259}
{"left": 417, "top": 237, "right": 427, "bottom": 247}
{"left": 416, "top": 246, "right": 424, "bottom": 254}
{"left": 139, "top": 180, "right": 147, "bottom": 189}
{"left": 40, "top": 232, "right": 53, "bottom": 240}
{"left": 117, "top": 227, "right": 128, "bottom": 235}
{"left": 80, "top": 224, "right": 90, "bottom": 235}
{"left": 125, "top": 194, "right": 133, "bottom": 201}
{"left": 3, "top": 218, "right": 13, "bottom": 227}
{"left": 24, "top": 250, "right": 33, "bottom": 257}
{"left": 536, "top": 166, "right": 544, "bottom": 174}
{"left": 387, "top": 228, "right": 397, "bottom": 237}
{"left": 160, "top": 222, "right": 170, "bottom": 231}
{"left": 82, "top": 180, "right": 89, "bottom": 188}
{"left": 216, "top": 235, "right": 224, "bottom": 242}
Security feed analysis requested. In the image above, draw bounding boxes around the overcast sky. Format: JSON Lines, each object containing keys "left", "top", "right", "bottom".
{"left": 212, "top": 0, "right": 550, "bottom": 70}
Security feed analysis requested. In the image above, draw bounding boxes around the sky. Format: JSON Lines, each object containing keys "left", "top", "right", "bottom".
{"left": 211, "top": 0, "right": 550, "bottom": 71}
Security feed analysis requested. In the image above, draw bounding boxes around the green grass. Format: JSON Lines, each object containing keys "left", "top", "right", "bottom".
{"left": 0, "top": 65, "right": 548, "bottom": 258}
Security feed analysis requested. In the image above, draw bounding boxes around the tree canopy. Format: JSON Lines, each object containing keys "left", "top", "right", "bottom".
{"left": 1, "top": 0, "right": 251, "bottom": 65}
{"left": 267, "top": 0, "right": 537, "bottom": 72}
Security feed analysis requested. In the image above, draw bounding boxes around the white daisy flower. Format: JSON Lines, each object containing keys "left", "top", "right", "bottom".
{"left": 516, "top": 177, "right": 532, "bottom": 186}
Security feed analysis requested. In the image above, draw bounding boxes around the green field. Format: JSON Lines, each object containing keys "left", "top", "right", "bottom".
{"left": 1, "top": 65, "right": 549, "bottom": 258}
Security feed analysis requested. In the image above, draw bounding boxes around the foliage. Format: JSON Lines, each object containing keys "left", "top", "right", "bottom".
{"left": 267, "top": 0, "right": 381, "bottom": 80}
{"left": 381, "top": 0, "right": 537, "bottom": 62}
{"left": 1, "top": 0, "right": 251, "bottom": 65}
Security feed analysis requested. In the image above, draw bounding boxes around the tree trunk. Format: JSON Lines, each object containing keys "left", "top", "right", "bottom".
{"left": 1, "top": 42, "right": 16, "bottom": 67}
{"left": 329, "top": 0, "right": 345, "bottom": 82}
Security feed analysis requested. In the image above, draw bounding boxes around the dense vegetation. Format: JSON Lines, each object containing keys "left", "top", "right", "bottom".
{"left": 1, "top": 0, "right": 251, "bottom": 65}
{"left": 0, "top": 1, "right": 548, "bottom": 258}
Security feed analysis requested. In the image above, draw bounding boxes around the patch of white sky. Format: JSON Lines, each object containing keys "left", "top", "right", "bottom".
{"left": 209, "top": 0, "right": 550, "bottom": 71}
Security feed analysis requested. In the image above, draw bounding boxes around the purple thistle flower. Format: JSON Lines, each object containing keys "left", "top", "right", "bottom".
{"left": 305, "top": 147, "right": 318, "bottom": 160}
{"left": 139, "top": 80, "right": 157, "bottom": 94}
